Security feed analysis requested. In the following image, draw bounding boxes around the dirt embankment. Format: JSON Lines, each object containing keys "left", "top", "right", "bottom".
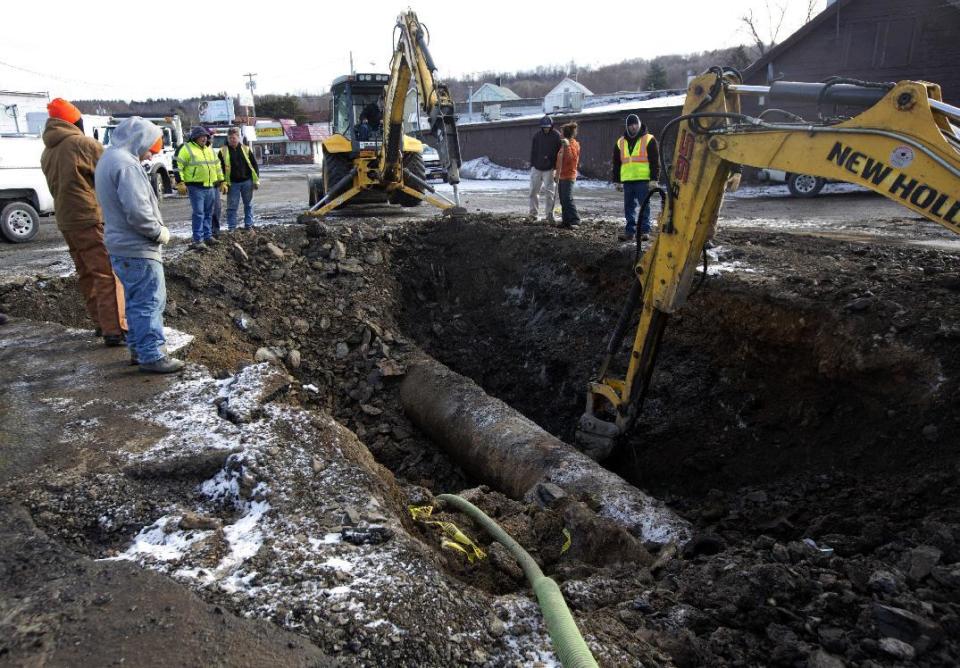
{"left": 3, "top": 214, "right": 960, "bottom": 666}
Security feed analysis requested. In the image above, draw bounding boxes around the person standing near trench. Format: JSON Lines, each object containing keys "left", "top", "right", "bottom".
{"left": 556, "top": 122, "right": 581, "bottom": 227}
{"left": 612, "top": 114, "right": 660, "bottom": 242}
{"left": 40, "top": 97, "right": 128, "bottom": 346}
{"left": 529, "top": 115, "right": 562, "bottom": 223}
{"left": 175, "top": 126, "right": 225, "bottom": 248}
{"left": 218, "top": 127, "right": 260, "bottom": 232}
{"left": 95, "top": 117, "right": 183, "bottom": 374}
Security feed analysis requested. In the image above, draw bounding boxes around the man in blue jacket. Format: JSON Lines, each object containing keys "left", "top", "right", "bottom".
{"left": 95, "top": 117, "right": 184, "bottom": 374}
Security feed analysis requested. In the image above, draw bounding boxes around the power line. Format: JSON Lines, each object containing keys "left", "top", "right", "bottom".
{"left": 0, "top": 57, "right": 126, "bottom": 91}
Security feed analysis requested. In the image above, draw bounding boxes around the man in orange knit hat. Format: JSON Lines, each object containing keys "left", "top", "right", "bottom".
{"left": 41, "top": 97, "right": 128, "bottom": 346}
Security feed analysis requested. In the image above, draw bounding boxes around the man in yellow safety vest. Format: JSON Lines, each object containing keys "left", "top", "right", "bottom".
{"left": 612, "top": 114, "right": 660, "bottom": 242}
{"left": 218, "top": 127, "right": 260, "bottom": 231}
{"left": 175, "top": 126, "right": 225, "bottom": 248}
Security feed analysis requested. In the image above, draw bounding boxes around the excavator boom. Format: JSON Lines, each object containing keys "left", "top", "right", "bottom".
{"left": 578, "top": 68, "right": 960, "bottom": 460}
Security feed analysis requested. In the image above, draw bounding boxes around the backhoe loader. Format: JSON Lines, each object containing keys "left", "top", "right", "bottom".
{"left": 304, "top": 11, "right": 464, "bottom": 218}
{"left": 578, "top": 67, "right": 960, "bottom": 461}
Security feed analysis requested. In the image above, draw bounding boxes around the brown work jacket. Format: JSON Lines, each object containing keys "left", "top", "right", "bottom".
{"left": 41, "top": 118, "right": 105, "bottom": 231}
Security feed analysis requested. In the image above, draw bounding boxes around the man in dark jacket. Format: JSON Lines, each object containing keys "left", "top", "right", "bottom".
{"left": 218, "top": 127, "right": 260, "bottom": 231}
{"left": 529, "top": 115, "right": 562, "bottom": 222}
{"left": 612, "top": 114, "right": 660, "bottom": 241}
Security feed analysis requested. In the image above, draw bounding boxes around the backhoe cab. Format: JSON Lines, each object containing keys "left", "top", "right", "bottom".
{"left": 308, "top": 73, "right": 429, "bottom": 209}
{"left": 304, "top": 10, "right": 465, "bottom": 219}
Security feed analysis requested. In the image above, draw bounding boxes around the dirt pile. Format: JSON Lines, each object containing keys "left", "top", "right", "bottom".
{"left": 4, "top": 214, "right": 960, "bottom": 666}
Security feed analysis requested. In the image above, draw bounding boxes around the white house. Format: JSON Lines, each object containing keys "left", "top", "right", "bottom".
{"left": 468, "top": 83, "right": 520, "bottom": 104}
{"left": 543, "top": 78, "right": 593, "bottom": 113}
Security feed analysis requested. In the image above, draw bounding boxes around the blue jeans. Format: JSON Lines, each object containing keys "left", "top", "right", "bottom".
{"left": 623, "top": 180, "right": 651, "bottom": 235}
{"left": 110, "top": 255, "right": 167, "bottom": 364}
{"left": 187, "top": 185, "right": 216, "bottom": 242}
{"left": 210, "top": 190, "right": 222, "bottom": 235}
{"left": 227, "top": 180, "right": 255, "bottom": 229}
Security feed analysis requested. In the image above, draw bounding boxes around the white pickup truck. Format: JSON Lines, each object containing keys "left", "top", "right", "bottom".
{"left": 0, "top": 133, "right": 52, "bottom": 243}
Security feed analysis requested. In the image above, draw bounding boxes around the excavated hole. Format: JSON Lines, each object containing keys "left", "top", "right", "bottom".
{"left": 396, "top": 219, "right": 953, "bottom": 500}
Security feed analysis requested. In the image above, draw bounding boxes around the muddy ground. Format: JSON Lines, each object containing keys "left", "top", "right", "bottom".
{"left": 1, "top": 182, "right": 959, "bottom": 667}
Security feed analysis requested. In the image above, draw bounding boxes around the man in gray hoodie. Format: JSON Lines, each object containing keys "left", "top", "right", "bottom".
{"left": 95, "top": 117, "right": 183, "bottom": 374}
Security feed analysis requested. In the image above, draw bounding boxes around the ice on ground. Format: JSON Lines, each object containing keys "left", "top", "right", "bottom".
{"left": 109, "top": 515, "right": 209, "bottom": 562}
{"left": 164, "top": 327, "right": 194, "bottom": 353}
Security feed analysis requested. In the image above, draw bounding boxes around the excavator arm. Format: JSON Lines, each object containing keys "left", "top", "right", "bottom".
{"left": 382, "top": 10, "right": 464, "bottom": 207}
{"left": 577, "top": 68, "right": 960, "bottom": 460}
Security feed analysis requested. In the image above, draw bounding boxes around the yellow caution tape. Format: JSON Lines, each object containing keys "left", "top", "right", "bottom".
{"left": 561, "top": 528, "right": 572, "bottom": 555}
{"left": 408, "top": 505, "right": 486, "bottom": 563}
{"left": 408, "top": 505, "right": 435, "bottom": 521}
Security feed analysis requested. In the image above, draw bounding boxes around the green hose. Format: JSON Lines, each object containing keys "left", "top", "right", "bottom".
{"left": 437, "top": 494, "right": 599, "bottom": 668}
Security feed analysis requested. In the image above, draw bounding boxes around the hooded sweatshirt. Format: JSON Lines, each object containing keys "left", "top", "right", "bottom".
{"left": 611, "top": 122, "right": 660, "bottom": 183}
{"left": 94, "top": 118, "right": 167, "bottom": 262}
{"left": 530, "top": 126, "right": 563, "bottom": 171}
{"left": 40, "top": 118, "right": 105, "bottom": 231}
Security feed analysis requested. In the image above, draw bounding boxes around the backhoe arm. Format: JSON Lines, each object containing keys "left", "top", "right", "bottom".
{"left": 578, "top": 68, "right": 960, "bottom": 461}
{"left": 382, "top": 11, "right": 463, "bottom": 203}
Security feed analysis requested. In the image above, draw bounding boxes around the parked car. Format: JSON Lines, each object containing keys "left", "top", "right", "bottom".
{"left": 757, "top": 168, "right": 827, "bottom": 198}
{"left": 422, "top": 145, "right": 448, "bottom": 182}
{"left": 0, "top": 133, "right": 53, "bottom": 243}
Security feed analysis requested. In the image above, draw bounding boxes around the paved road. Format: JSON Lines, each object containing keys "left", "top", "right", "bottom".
{"left": 2, "top": 168, "right": 956, "bottom": 284}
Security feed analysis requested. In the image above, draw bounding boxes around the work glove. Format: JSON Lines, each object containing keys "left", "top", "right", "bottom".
{"left": 615, "top": 183, "right": 623, "bottom": 192}
{"left": 219, "top": 182, "right": 229, "bottom": 195}
{"left": 156, "top": 227, "right": 171, "bottom": 245}
{"left": 253, "top": 182, "right": 259, "bottom": 190}
{"left": 176, "top": 182, "right": 187, "bottom": 196}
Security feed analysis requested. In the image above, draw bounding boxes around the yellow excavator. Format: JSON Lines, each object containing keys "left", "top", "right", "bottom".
{"left": 577, "top": 67, "right": 960, "bottom": 460}
{"left": 304, "top": 11, "right": 465, "bottom": 218}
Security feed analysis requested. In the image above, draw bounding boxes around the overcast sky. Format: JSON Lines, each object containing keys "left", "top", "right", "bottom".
{"left": 1, "top": 0, "right": 822, "bottom": 101}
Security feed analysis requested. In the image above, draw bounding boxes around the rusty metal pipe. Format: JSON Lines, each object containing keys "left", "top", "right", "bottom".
{"left": 400, "top": 358, "right": 690, "bottom": 547}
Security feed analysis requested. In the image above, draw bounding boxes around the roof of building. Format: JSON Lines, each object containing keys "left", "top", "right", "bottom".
{"left": 546, "top": 78, "right": 594, "bottom": 97}
{"left": 505, "top": 93, "right": 686, "bottom": 123}
{"left": 469, "top": 83, "right": 520, "bottom": 102}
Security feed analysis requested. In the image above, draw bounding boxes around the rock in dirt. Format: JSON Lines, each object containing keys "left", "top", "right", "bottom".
{"left": 806, "top": 648, "right": 845, "bottom": 668}
{"left": 231, "top": 243, "right": 249, "bottom": 262}
{"left": 365, "top": 249, "right": 384, "bottom": 265}
{"left": 286, "top": 349, "right": 301, "bottom": 369}
{"left": 330, "top": 240, "right": 348, "bottom": 261}
{"left": 342, "top": 526, "right": 393, "bottom": 545}
{"left": 908, "top": 545, "right": 942, "bottom": 581}
{"left": 265, "top": 242, "right": 285, "bottom": 259}
{"left": 879, "top": 637, "right": 916, "bottom": 661}
{"left": 179, "top": 512, "right": 222, "bottom": 531}
{"left": 255, "top": 347, "right": 279, "bottom": 363}
{"left": 335, "top": 342, "right": 349, "bottom": 359}
{"left": 872, "top": 602, "right": 943, "bottom": 643}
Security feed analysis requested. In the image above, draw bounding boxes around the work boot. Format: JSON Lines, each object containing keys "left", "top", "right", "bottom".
{"left": 204, "top": 237, "right": 220, "bottom": 247}
{"left": 640, "top": 233, "right": 650, "bottom": 242}
{"left": 103, "top": 333, "right": 126, "bottom": 347}
{"left": 129, "top": 352, "right": 139, "bottom": 366}
{"left": 189, "top": 241, "right": 207, "bottom": 252}
{"left": 139, "top": 356, "right": 185, "bottom": 374}
{"left": 618, "top": 231, "right": 636, "bottom": 242}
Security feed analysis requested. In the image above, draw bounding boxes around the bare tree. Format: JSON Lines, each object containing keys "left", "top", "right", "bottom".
{"left": 804, "top": 0, "right": 820, "bottom": 23}
{"left": 740, "top": 1, "right": 788, "bottom": 56}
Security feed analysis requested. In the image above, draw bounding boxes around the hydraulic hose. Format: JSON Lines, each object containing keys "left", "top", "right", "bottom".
{"left": 436, "top": 494, "right": 599, "bottom": 668}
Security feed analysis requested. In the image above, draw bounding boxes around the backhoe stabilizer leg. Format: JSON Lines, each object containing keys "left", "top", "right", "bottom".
{"left": 302, "top": 185, "right": 364, "bottom": 219}
{"left": 397, "top": 185, "right": 454, "bottom": 210}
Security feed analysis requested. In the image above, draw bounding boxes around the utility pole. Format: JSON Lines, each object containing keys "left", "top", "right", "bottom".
{"left": 243, "top": 72, "right": 258, "bottom": 121}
